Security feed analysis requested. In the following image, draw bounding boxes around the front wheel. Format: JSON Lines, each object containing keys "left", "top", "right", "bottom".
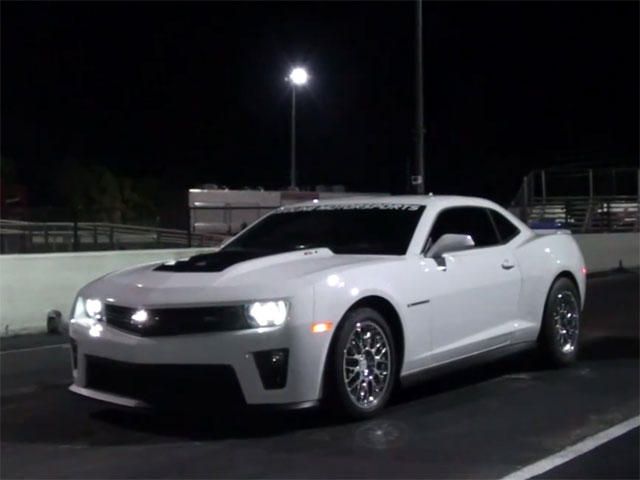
{"left": 538, "top": 277, "right": 581, "bottom": 367}
{"left": 328, "top": 307, "right": 397, "bottom": 419}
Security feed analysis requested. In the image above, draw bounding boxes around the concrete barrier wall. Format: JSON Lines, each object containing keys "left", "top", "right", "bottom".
{"left": 0, "top": 248, "right": 215, "bottom": 336}
{"left": 573, "top": 232, "right": 639, "bottom": 273}
{"left": 0, "top": 232, "right": 638, "bottom": 336}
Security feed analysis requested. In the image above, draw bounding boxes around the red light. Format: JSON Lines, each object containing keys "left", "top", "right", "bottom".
{"left": 581, "top": 267, "right": 588, "bottom": 275}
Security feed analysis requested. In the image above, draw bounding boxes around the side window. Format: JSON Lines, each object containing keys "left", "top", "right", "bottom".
{"left": 427, "top": 207, "right": 500, "bottom": 250}
{"left": 489, "top": 209, "right": 520, "bottom": 243}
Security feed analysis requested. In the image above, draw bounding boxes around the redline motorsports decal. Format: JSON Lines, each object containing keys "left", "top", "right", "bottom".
{"left": 277, "top": 203, "right": 423, "bottom": 213}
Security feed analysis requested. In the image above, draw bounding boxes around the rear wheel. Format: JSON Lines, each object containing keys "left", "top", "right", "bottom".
{"left": 328, "top": 307, "right": 397, "bottom": 419}
{"left": 538, "top": 277, "right": 581, "bottom": 367}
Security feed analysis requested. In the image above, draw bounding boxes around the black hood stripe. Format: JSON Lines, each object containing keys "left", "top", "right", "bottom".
{"left": 155, "top": 250, "right": 270, "bottom": 273}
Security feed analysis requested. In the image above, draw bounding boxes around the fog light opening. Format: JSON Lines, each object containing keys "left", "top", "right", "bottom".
{"left": 253, "top": 348, "right": 289, "bottom": 390}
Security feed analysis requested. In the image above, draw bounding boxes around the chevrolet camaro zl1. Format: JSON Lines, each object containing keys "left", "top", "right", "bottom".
{"left": 69, "top": 195, "right": 586, "bottom": 418}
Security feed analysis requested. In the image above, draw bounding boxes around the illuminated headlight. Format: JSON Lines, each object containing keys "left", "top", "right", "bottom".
{"left": 245, "top": 300, "right": 288, "bottom": 327}
{"left": 131, "top": 309, "right": 148, "bottom": 323}
{"left": 71, "top": 296, "right": 103, "bottom": 326}
{"left": 85, "top": 299, "right": 103, "bottom": 318}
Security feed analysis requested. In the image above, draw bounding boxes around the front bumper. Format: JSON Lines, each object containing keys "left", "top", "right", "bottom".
{"left": 69, "top": 317, "right": 331, "bottom": 407}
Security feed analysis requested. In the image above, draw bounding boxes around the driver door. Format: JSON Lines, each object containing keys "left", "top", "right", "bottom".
{"left": 422, "top": 206, "right": 522, "bottom": 365}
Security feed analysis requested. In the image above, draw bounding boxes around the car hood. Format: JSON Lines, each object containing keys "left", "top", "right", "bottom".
{"left": 80, "top": 248, "right": 397, "bottom": 307}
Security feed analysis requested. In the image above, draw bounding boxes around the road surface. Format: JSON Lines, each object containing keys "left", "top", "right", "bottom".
{"left": 1, "top": 270, "right": 638, "bottom": 478}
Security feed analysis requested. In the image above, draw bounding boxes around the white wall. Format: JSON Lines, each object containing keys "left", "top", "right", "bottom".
{"left": 0, "top": 232, "right": 638, "bottom": 337}
{"left": 573, "top": 232, "right": 639, "bottom": 273}
{"left": 0, "top": 248, "right": 215, "bottom": 336}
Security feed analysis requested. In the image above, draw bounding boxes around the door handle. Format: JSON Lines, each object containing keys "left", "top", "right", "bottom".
{"left": 501, "top": 260, "right": 515, "bottom": 270}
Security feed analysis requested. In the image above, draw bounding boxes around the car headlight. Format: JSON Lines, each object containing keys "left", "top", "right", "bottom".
{"left": 71, "top": 296, "right": 103, "bottom": 326}
{"left": 245, "top": 300, "right": 288, "bottom": 327}
{"left": 85, "top": 298, "right": 103, "bottom": 318}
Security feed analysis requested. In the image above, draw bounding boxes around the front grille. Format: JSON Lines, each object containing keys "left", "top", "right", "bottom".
{"left": 85, "top": 355, "right": 245, "bottom": 406}
{"left": 105, "top": 304, "right": 248, "bottom": 336}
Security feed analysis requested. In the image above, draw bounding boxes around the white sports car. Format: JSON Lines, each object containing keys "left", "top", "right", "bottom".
{"left": 69, "top": 195, "right": 586, "bottom": 418}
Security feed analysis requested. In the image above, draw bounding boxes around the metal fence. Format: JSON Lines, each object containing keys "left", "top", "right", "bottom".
{"left": 0, "top": 219, "right": 228, "bottom": 254}
{"left": 510, "top": 167, "right": 639, "bottom": 233}
{"left": 0, "top": 206, "right": 227, "bottom": 254}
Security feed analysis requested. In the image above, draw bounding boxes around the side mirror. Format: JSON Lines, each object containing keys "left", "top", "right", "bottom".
{"left": 427, "top": 233, "right": 475, "bottom": 258}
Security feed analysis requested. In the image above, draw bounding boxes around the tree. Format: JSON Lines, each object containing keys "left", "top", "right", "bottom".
{"left": 54, "top": 162, "right": 157, "bottom": 225}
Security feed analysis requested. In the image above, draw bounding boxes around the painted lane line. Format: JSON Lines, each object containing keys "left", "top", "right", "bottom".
{"left": 0, "top": 344, "right": 69, "bottom": 354}
{"left": 501, "top": 415, "right": 640, "bottom": 480}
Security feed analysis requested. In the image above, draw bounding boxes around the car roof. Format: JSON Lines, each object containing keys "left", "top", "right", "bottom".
{"left": 287, "top": 194, "right": 499, "bottom": 209}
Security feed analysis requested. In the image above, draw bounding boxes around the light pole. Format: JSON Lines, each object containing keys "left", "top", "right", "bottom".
{"left": 286, "top": 67, "right": 309, "bottom": 189}
{"left": 414, "top": 0, "right": 425, "bottom": 194}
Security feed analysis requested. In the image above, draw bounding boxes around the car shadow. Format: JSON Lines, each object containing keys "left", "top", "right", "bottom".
{"left": 87, "top": 335, "right": 640, "bottom": 442}
{"left": 89, "top": 403, "right": 339, "bottom": 442}
{"left": 393, "top": 335, "right": 638, "bottom": 406}
{"left": 579, "top": 335, "right": 639, "bottom": 361}
{"left": 2, "top": 336, "right": 636, "bottom": 447}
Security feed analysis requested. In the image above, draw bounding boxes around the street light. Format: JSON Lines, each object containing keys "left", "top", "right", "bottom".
{"left": 414, "top": 0, "right": 425, "bottom": 194}
{"left": 286, "top": 66, "right": 309, "bottom": 189}
{"left": 289, "top": 67, "right": 309, "bottom": 86}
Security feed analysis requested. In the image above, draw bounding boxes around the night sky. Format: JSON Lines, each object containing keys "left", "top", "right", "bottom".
{"left": 2, "top": 1, "right": 638, "bottom": 207}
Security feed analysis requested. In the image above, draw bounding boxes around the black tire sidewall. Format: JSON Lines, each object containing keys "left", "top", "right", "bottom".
{"left": 539, "top": 277, "right": 581, "bottom": 367}
{"left": 329, "top": 307, "right": 397, "bottom": 419}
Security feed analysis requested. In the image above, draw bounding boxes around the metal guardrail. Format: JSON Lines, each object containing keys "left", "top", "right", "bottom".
{"left": 0, "top": 220, "right": 228, "bottom": 254}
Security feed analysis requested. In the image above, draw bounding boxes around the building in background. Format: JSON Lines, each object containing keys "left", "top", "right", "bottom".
{"left": 189, "top": 185, "right": 387, "bottom": 235}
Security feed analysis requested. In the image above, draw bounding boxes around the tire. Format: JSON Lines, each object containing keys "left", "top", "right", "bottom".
{"left": 327, "top": 307, "right": 397, "bottom": 419}
{"left": 537, "top": 277, "right": 581, "bottom": 367}
{"left": 46, "top": 310, "right": 62, "bottom": 335}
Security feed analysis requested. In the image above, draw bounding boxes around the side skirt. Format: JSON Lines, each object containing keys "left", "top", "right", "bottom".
{"left": 399, "top": 341, "right": 537, "bottom": 388}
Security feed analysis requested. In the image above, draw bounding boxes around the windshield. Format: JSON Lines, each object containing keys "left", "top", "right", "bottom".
{"left": 224, "top": 204, "right": 425, "bottom": 256}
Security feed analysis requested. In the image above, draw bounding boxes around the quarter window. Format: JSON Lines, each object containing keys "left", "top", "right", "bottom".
{"left": 489, "top": 209, "right": 520, "bottom": 243}
{"left": 426, "top": 207, "right": 500, "bottom": 250}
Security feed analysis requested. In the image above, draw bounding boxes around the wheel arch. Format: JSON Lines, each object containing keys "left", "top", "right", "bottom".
{"left": 536, "top": 270, "right": 582, "bottom": 365}
{"left": 320, "top": 294, "right": 405, "bottom": 399}
{"left": 537, "top": 270, "right": 582, "bottom": 339}
{"left": 345, "top": 296, "right": 405, "bottom": 367}
{"left": 553, "top": 270, "right": 581, "bottom": 302}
